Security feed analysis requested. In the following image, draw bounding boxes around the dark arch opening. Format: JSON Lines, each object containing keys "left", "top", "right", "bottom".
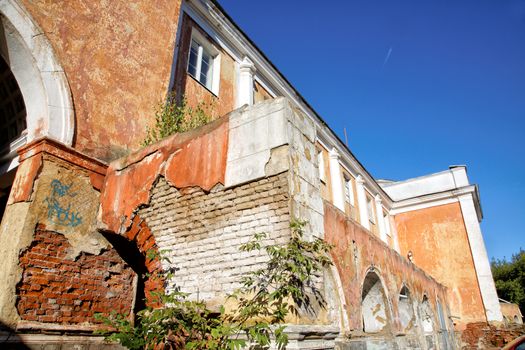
{"left": 0, "top": 54, "right": 26, "bottom": 221}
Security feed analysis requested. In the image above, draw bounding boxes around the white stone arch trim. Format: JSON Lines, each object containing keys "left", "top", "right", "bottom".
{"left": 327, "top": 264, "right": 350, "bottom": 331}
{"left": 0, "top": 0, "right": 74, "bottom": 148}
{"left": 360, "top": 266, "right": 394, "bottom": 332}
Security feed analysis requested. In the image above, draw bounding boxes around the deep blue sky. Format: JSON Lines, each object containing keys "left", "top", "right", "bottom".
{"left": 219, "top": 0, "right": 525, "bottom": 261}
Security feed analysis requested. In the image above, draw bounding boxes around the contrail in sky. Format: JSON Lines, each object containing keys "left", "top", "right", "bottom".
{"left": 382, "top": 46, "right": 393, "bottom": 68}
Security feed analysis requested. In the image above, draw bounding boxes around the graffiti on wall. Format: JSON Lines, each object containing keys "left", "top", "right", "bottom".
{"left": 44, "top": 179, "right": 82, "bottom": 227}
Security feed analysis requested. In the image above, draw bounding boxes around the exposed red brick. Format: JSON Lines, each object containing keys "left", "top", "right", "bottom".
{"left": 16, "top": 230, "right": 135, "bottom": 325}
{"left": 461, "top": 322, "right": 525, "bottom": 349}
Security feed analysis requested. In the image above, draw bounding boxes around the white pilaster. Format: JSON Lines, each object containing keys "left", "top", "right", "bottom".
{"left": 329, "top": 148, "right": 345, "bottom": 211}
{"left": 356, "top": 175, "right": 370, "bottom": 229}
{"left": 237, "top": 56, "right": 255, "bottom": 107}
{"left": 458, "top": 193, "right": 503, "bottom": 322}
{"left": 375, "top": 194, "right": 387, "bottom": 243}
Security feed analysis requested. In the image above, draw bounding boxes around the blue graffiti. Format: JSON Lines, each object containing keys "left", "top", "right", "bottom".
{"left": 44, "top": 179, "right": 82, "bottom": 227}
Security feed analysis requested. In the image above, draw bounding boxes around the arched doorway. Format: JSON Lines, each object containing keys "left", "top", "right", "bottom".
{"left": 0, "top": 54, "right": 25, "bottom": 218}
{"left": 361, "top": 270, "right": 390, "bottom": 333}
{"left": 0, "top": 0, "right": 74, "bottom": 221}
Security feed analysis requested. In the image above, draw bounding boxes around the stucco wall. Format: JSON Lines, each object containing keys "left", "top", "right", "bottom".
{"left": 18, "top": 0, "right": 183, "bottom": 161}
{"left": 324, "top": 202, "right": 453, "bottom": 349}
{"left": 394, "top": 202, "right": 487, "bottom": 327}
{"left": 173, "top": 14, "right": 236, "bottom": 119}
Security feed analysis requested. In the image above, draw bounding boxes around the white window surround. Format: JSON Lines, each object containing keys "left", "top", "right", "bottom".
{"left": 0, "top": 0, "right": 74, "bottom": 174}
{"left": 366, "top": 196, "right": 375, "bottom": 224}
{"left": 187, "top": 29, "right": 221, "bottom": 95}
{"left": 344, "top": 175, "right": 355, "bottom": 206}
{"left": 317, "top": 148, "right": 326, "bottom": 183}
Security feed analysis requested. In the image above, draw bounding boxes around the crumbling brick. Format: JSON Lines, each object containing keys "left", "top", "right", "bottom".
{"left": 16, "top": 229, "right": 135, "bottom": 324}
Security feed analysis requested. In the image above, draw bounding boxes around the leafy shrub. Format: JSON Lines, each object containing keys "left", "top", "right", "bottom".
{"left": 142, "top": 94, "right": 212, "bottom": 146}
{"left": 97, "top": 220, "right": 332, "bottom": 349}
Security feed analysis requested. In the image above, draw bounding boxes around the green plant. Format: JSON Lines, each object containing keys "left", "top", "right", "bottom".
{"left": 97, "top": 220, "right": 332, "bottom": 349}
{"left": 491, "top": 249, "right": 525, "bottom": 315}
{"left": 142, "top": 94, "right": 212, "bottom": 146}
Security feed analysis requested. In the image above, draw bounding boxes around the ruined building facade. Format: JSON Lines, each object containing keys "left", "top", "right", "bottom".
{"left": 0, "top": 0, "right": 510, "bottom": 348}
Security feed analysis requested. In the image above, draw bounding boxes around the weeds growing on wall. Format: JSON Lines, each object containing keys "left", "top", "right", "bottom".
{"left": 96, "top": 220, "right": 332, "bottom": 349}
{"left": 142, "top": 93, "right": 212, "bottom": 146}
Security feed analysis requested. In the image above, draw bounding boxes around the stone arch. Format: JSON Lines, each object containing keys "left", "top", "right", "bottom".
{"left": 361, "top": 269, "right": 391, "bottom": 333}
{"left": 0, "top": 0, "right": 74, "bottom": 161}
{"left": 103, "top": 214, "right": 164, "bottom": 313}
{"left": 398, "top": 284, "right": 416, "bottom": 332}
{"left": 420, "top": 295, "right": 435, "bottom": 334}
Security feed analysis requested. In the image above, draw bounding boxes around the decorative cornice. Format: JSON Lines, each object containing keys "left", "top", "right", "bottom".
{"left": 17, "top": 137, "right": 107, "bottom": 176}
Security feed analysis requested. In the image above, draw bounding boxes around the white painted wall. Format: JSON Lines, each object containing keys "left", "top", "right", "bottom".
{"left": 459, "top": 194, "right": 503, "bottom": 322}
{"left": 382, "top": 167, "right": 469, "bottom": 202}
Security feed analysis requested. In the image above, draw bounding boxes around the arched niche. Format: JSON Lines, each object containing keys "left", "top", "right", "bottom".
{"left": 0, "top": 0, "right": 73, "bottom": 174}
{"left": 361, "top": 270, "right": 391, "bottom": 333}
{"left": 398, "top": 285, "right": 415, "bottom": 332}
{"left": 420, "top": 295, "right": 435, "bottom": 334}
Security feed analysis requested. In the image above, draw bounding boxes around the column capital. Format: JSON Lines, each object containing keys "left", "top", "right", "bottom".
{"left": 328, "top": 147, "right": 340, "bottom": 160}
{"left": 239, "top": 56, "right": 255, "bottom": 74}
{"left": 356, "top": 174, "right": 365, "bottom": 184}
{"left": 374, "top": 194, "right": 382, "bottom": 204}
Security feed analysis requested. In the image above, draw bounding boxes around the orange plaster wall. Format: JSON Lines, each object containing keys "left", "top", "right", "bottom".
{"left": 100, "top": 115, "right": 229, "bottom": 235}
{"left": 19, "top": 0, "right": 183, "bottom": 161}
{"left": 254, "top": 80, "right": 273, "bottom": 104}
{"left": 173, "top": 15, "right": 236, "bottom": 119}
{"left": 324, "top": 202, "right": 450, "bottom": 332}
{"left": 394, "top": 202, "right": 487, "bottom": 326}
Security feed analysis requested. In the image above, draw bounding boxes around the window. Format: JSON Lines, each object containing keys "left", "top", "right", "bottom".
{"left": 317, "top": 149, "right": 326, "bottom": 182}
{"left": 366, "top": 196, "right": 375, "bottom": 223}
{"left": 383, "top": 211, "right": 391, "bottom": 236}
{"left": 188, "top": 39, "right": 215, "bottom": 90}
{"left": 344, "top": 176, "right": 354, "bottom": 205}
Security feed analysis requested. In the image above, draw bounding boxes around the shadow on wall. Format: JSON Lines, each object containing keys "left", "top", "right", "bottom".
{"left": 0, "top": 321, "right": 30, "bottom": 350}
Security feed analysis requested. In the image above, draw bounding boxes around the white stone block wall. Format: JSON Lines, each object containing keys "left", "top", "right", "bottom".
{"left": 139, "top": 173, "right": 290, "bottom": 300}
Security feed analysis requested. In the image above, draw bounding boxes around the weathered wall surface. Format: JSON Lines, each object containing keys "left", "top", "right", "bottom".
{"left": 254, "top": 80, "right": 273, "bottom": 104}
{"left": 17, "top": 227, "right": 135, "bottom": 324}
{"left": 99, "top": 115, "right": 230, "bottom": 235}
{"left": 324, "top": 202, "right": 453, "bottom": 349}
{"left": 461, "top": 322, "right": 525, "bottom": 349}
{"left": 138, "top": 173, "right": 290, "bottom": 305}
{"left": 18, "top": 0, "right": 183, "bottom": 161}
{"left": 173, "top": 14, "right": 236, "bottom": 119}
{"left": 500, "top": 303, "right": 523, "bottom": 325}
{"left": 0, "top": 139, "right": 136, "bottom": 330}
{"left": 394, "top": 203, "right": 487, "bottom": 327}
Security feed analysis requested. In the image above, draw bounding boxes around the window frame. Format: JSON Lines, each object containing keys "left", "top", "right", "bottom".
{"left": 317, "top": 147, "right": 326, "bottom": 183}
{"left": 344, "top": 174, "right": 355, "bottom": 206}
{"left": 186, "top": 29, "right": 221, "bottom": 95}
{"left": 366, "top": 195, "right": 376, "bottom": 224}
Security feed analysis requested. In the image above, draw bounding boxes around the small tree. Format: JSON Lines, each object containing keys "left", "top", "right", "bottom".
{"left": 491, "top": 248, "right": 525, "bottom": 316}
{"left": 142, "top": 94, "right": 212, "bottom": 146}
{"left": 97, "top": 220, "right": 332, "bottom": 349}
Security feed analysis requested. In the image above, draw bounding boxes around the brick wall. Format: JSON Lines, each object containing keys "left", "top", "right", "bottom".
{"left": 138, "top": 172, "right": 290, "bottom": 300}
{"left": 16, "top": 227, "right": 135, "bottom": 324}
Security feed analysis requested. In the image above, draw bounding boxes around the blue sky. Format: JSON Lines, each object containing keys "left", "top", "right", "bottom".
{"left": 219, "top": 0, "right": 525, "bottom": 261}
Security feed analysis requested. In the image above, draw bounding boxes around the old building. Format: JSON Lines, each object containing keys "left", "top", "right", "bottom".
{"left": 0, "top": 0, "right": 507, "bottom": 348}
